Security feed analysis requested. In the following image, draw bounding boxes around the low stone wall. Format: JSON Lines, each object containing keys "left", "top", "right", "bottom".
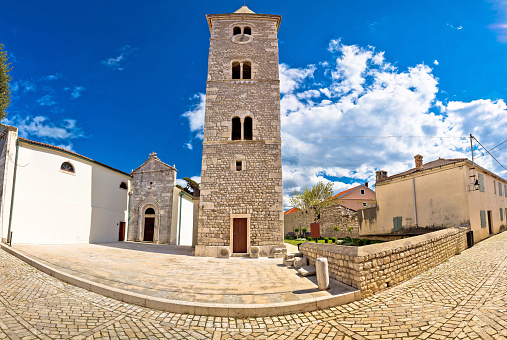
{"left": 284, "top": 203, "right": 358, "bottom": 239}
{"left": 300, "top": 226, "right": 469, "bottom": 297}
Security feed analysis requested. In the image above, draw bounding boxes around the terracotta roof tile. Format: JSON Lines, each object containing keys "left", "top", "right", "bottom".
{"left": 377, "top": 158, "right": 468, "bottom": 183}
{"left": 284, "top": 207, "right": 300, "bottom": 215}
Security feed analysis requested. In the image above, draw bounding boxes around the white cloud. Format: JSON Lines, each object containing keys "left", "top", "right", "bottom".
{"left": 489, "top": 1, "right": 507, "bottom": 42}
{"left": 182, "top": 39, "right": 507, "bottom": 209}
{"left": 279, "top": 63, "right": 316, "bottom": 94}
{"left": 101, "top": 44, "right": 138, "bottom": 71}
{"left": 11, "top": 80, "right": 36, "bottom": 94}
{"left": 433, "top": 60, "right": 439, "bottom": 65}
{"left": 40, "top": 73, "right": 62, "bottom": 81}
{"left": 182, "top": 93, "right": 206, "bottom": 141}
{"left": 447, "top": 23, "right": 463, "bottom": 30}
{"left": 36, "top": 95, "right": 56, "bottom": 106}
{"left": 3, "top": 115, "right": 84, "bottom": 140}
{"left": 70, "top": 86, "right": 86, "bottom": 99}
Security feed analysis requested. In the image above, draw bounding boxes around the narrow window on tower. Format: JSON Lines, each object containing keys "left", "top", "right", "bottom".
{"left": 233, "top": 27, "right": 241, "bottom": 35}
{"left": 232, "top": 62, "right": 241, "bottom": 79}
{"left": 243, "top": 62, "right": 251, "bottom": 79}
{"left": 244, "top": 27, "right": 251, "bottom": 35}
{"left": 236, "top": 161, "right": 242, "bottom": 171}
{"left": 232, "top": 117, "right": 241, "bottom": 140}
{"left": 244, "top": 117, "right": 253, "bottom": 140}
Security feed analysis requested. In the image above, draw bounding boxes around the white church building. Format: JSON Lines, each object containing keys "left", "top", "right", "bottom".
{"left": 0, "top": 125, "right": 196, "bottom": 246}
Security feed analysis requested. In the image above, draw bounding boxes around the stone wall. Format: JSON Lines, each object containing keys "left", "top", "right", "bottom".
{"left": 129, "top": 153, "right": 176, "bottom": 244}
{"left": 300, "top": 226, "right": 469, "bottom": 297}
{"left": 197, "top": 11, "right": 284, "bottom": 256}
{"left": 284, "top": 203, "right": 358, "bottom": 239}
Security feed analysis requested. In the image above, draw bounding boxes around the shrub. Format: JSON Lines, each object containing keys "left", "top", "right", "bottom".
{"left": 324, "top": 238, "right": 329, "bottom": 243}
{"left": 357, "top": 240, "right": 364, "bottom": 246}
{"left": 307, "top": 237, "right": 312, "bottom": 241}
{"left": 331, "top": 237, "right": 336, "bottom": 243}
{"left": 365, "top": 240, "right": 371, "bottom": 245}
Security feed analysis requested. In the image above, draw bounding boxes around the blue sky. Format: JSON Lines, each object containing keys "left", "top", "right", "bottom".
{"left": 2, "top": 0, "right": 507, "bottom": 208}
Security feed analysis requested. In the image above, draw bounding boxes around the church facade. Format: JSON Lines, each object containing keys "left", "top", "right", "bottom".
{"left": 195, "top": 6, "right": 285, "bottom": 257}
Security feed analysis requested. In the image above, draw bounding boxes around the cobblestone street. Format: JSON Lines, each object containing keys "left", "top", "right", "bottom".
{"left": 1, "top": 231, "right": 506, "bottom": 339}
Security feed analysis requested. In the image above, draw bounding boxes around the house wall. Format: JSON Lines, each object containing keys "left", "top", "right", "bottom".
{"left": 336, "top": 186, "right": 376, "bottom": 211}
{"left": 0, "top": 127, "right": 18, "bottom": 242}
{"left": 466, "top": 165, "right": 507, "bottom": 243}
{"left": 8, "top": 143, "right": 129, "bottom": 244}
{"left": 361, "top": 166, "right": 470, "bottom": 236}
{"left": 90, "top": 166, "right": 130, "bottom": 243}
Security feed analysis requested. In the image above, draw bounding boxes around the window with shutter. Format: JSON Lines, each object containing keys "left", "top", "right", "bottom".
{"left": 393, "top": 216, "right": 402, "bottom": 232}
{"left": 478, "top": 173, "right": 485, "bottom": 192}
{"left": 499, "top": 182, "right": 503, "bottom": 196}
{"left": 500, "top": 208, "right": 503, "bottom": 222}
{"left": 480, "top": 210, "right": 486, "bottom": 228}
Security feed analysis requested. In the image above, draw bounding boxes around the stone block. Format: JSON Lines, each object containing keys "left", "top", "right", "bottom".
{"left": 250, "top": 246, "right": 260, "bottom": 258}
{"left": 218, "top": 247, "right": 230, "bottom": 259}
{"left": 294, "top": 257, "right": 308, "bottom": 269}
{"left": 298, "top": 266, "right": 316, "bottom": 277}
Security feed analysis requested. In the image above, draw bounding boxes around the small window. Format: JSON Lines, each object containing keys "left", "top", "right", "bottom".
{"left": 145, "top": 208, "right": 155, "bottom": 214}
{"left": 362, "top": 202, "right": 367, "bottom": 208}
{"left": 233, "top": 27, "right": 241, "bottom": 35}
{"left": 244, "top": 27, "right": 251, "bottom": 35}
{"left": 243, "top": 62, "right": 251, "bottom": 79}
{"left": 500, "top": 208, "right": 504, "bottom": 222}
{"left": 120, "top": 182, "right": 128, "bottom": 190}
{"left": 360, "top": 189, "right": 365, "bottom": 195}
{"left": 244, "top": 117, "right": 253, "bottom": 140}
{"left": 232, "top": 62, "right": 241, "bottom": 79}
{"left": 60, "top": 162, "right": 74, "bottom": 173}
{"left": 480, "top": 210, "right": 486, "bottom": 228}
{"left": 236, "top": 161, "right": 242, "bottom": 171}
{"left": 232, "top": 117, "right": 241, "bottom": 140}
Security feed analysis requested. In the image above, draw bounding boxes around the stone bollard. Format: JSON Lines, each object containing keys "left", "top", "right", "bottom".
{"left": 250, "top": 246, "right": 260, "bottom": 258}
{"left": 316, "top": 258, "right": 329, "bottom": 291}
{"left": 218, "top": 247, "right": 230, "bottom": 258}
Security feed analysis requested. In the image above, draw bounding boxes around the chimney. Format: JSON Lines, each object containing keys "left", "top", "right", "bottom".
{"left": 365, "top": 182, "right": 368, "bottom": 188}
{"left": 414, "top": 154, "right": 423, "bottom": 168}
{"left": 375, "top": 170, "right": 388, "bottom": 181}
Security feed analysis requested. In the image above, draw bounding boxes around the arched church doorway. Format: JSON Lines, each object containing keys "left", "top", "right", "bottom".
{"left": 144, "top": 207, "right": 155, "bottom": 242}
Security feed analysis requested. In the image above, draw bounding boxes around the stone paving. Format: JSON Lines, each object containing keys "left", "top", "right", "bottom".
{"left": 10, "top": 242, "right": 354, "bottom": 308}
{"left": 0, "top": 231, "right": 506, "bottom": 339}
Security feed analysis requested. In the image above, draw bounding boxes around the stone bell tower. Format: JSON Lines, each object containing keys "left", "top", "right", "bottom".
{"left": 195, "top": 6, "right": 284, "bottom": 257}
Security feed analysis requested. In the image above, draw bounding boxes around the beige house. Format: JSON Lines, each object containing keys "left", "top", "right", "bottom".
{"left": 329, "top": 183, "right": 376, "bottom": 211}
{"left": 358, "top": 155, "right": 507, "bottom": 243}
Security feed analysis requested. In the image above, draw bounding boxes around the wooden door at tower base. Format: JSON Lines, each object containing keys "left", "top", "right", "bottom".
{"left": 119, "top": 222, "right": 126, "bottom": 241}
{"left": 233, "top": 218, "right": 247, "bottom": 253}
{"left": 144, "top": 218, "right": 155, "bottom": 242}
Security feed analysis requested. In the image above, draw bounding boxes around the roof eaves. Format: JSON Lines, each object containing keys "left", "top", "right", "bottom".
{"left": 18, "top": 138, "right": 131, "bottom": 177}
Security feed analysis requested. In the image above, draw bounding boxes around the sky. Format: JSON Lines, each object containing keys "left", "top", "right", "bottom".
{"left": 2, "top": 0, "right": 507, "bottom": 209}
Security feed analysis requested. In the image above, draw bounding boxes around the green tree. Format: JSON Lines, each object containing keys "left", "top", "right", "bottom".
{"left": 0, "top": 44, "right": 12, "bottom": 120}
{"left": 333, "top": 226, "right": 340, "bottom": 238}
{"left": 182, "top": 177, "right": 200, "bottom": 197}
{"left": 289, "top": 181, "right": 334, "bottom": 222}
{"left": 294, "top": 227, "right": 300, "bottom": 238}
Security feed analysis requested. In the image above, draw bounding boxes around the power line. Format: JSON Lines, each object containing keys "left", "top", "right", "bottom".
{"left": 489, "top": 138, "right": 507, "bottom": 152}
{"left": 472, "top": 136, "right": 507, "bottom": 172}
{"left": 282, "top": 135, "right": 467, "bottom": 142}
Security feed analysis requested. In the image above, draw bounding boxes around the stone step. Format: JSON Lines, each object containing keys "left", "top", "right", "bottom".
{"left": 298, "top": 265, "right": 316, "bottom": 277}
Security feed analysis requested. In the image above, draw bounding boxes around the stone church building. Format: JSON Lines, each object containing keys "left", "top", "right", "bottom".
{"left": 0, "top": 5, "right": 284, "bottom": 257}
{"left": 195, "top": 6, "right": 285, "bottom": 257}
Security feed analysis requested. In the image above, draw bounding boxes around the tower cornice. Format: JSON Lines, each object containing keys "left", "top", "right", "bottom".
{"left": 206, "top": 13, "right": 282, "bottom": 33}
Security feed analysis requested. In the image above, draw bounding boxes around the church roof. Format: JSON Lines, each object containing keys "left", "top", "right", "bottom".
{"left": 234, "top": 5, "right": 255, "bottom": 14}
{"left": 17, "top": 137, "right": 131, "bottom": 177}
{"left": 131, "top": 152, "right": 177, "bottom": 174}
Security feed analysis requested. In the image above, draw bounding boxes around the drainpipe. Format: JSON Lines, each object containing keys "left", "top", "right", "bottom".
{"left": 412, "top": 178, "right": 418, "bottom": 227}
{"left": 126, "top": 191, "right": 132, "bottom": 240}
{"left": 177, "top": 191, "right": 183, "bottom": 245}
{"left": 7, "top": 139, "right": 19, "bottom": 246}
